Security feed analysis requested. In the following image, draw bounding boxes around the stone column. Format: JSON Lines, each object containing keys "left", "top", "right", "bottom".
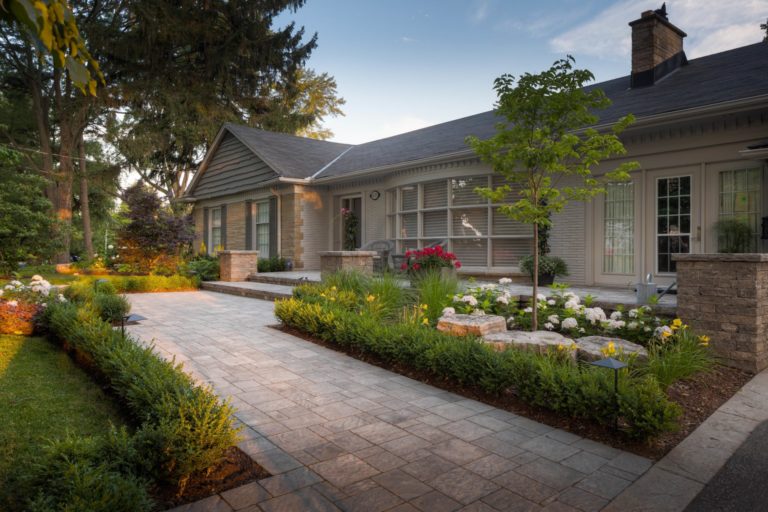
{"left": 219, "top": 250, "right": 259, "bottom": 282}
{"left": 674, "top": 254, "right": 768, "bottom": 372}
{"left": 319, "top": 251, "right": 377, "bottom": 275}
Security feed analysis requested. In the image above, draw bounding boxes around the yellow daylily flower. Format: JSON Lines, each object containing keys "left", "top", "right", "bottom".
{"left": 699, "top": 335, "right": 710, "bottom": 347}
{"left": 366, "top": 294, "right": 376, "bottom": 303}
{"left": 422, "top": 317, "right": 430, "bottom": 325}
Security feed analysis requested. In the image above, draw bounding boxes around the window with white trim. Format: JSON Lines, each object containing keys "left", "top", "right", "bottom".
{"left": 388, "top": 175, "right": 533, "bottom": 268}
{"left": 253, "top": 201, "right": 270, "bottom": 257}
{"left": 209, "top": 207, "right": 222, "bottom": 254}
{"left": 718, "top": 168, "right": 762, "bottom": 253}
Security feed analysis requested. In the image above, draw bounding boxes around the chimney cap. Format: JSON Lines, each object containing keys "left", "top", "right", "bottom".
{"left": 629, "top": 4, "right": 687, "bottom": 37}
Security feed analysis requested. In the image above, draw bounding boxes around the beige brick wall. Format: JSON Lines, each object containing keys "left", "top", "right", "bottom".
{"left": 226, "top": 201, "right": 247, "bottom": 250}
{"left": 676, "top": 254, "right": 768, "bottom": 372}
{"left": 319, "top": 251, "right": 376, "bottom": 275}
{"left": 280, "top": 188, "right": 304, "bottom": 269}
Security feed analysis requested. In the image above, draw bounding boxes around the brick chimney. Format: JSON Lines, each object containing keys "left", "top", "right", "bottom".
{"left": 629, "top": 4, "right": 687, "bottom": 87}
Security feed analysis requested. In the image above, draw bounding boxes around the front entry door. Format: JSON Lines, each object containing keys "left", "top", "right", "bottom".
{"left": 645, "top": 169, "right": 701, "bottom": 285}
{"left": 340, "top": 196, "right": 362, "bottom": 250}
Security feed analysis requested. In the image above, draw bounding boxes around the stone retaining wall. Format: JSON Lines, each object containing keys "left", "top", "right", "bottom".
{"left": 675, "top": 253, "right": 768, "bottom": 372}
{"left": 219, "top": 250, "right": 259, "bottom": 282}
{"left": 319, "top": 251, "right": 377, "bottom": 275}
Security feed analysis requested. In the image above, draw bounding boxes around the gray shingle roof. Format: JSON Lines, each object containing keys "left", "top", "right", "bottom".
{"left": 224, "top": 123, "right": 352, "bottom": 179}
{"left": 216, "top": 42, "right": 768, "bottom": 183}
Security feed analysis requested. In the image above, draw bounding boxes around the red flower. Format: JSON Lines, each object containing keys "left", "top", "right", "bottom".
{"left": 413, "top": 263, "right": 421, "bottom": 270}
{"left": 454, "top": 261, "right": 462, "bottom": 269}
{"left": 400, "top": 263, "right": 408, "bottom": 270}
{"left": 405, "top": 251, "right": 412, "bottom": 257}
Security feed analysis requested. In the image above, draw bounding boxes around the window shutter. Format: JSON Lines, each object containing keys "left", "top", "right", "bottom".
{"left": 269, "top": 196, "right": 278, "bottom": 258}
{"left": 245, "top": 201, "right": 253, "bottom": 250}
{"left": 220, "top": 204, "right": 227, "bottom": 249}
{"left": 203, "top": 207, "right": 210, "bottom": 252}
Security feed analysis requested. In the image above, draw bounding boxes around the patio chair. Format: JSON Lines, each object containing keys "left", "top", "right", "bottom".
{"left": 358, "top": 239, "right": 395, "bottom": 273}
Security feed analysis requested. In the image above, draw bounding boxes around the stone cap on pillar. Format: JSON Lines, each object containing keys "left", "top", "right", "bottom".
{"left": 673, "top": 253, "right": 768, "bottom": 263}
{"left": 319, "top": 251, "right": 378, "bottom": 257}
{"left": 219, "top": 250, "right": 260, "bottom": 255}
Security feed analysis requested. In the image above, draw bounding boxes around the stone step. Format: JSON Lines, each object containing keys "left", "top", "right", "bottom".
{"left": 200, "top": 281, "right": 293, "bottom": 301}
{"left": 247, "top": 274, "right": 318, "bottom": 286}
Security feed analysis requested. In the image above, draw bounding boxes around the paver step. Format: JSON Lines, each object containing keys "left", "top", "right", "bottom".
{"left": 200, "top": 281, "right": 293, "bottom": 301}
{"left": 246, "top": 274, "right": 315, "bottom": 286}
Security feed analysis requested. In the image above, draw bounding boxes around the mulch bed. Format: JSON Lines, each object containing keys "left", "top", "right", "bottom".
{"left": 154, "top": 446, "right": 270, "bottom": 510}
{"left": 274, "top": 324, "right": 753, "bottom": 460}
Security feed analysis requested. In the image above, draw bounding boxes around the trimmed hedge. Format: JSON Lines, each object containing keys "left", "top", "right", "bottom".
{"left": 275, "top": 298, "right": 680, "bottom": 439}
{"left": 33, "top": 288, "right": 240, "bottom": 510}
{"left": 76, "top": 274, "right": 200, "bottom": 293}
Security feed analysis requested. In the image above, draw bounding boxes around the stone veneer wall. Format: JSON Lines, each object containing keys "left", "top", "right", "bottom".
{"left": 319, "top": 251, "right": 377, "bottom": 275}
{"left": 225, "top": 201, "right": 246, "bottom": 250}
{"left": 192, "top": 206, "right": 205, "bottom": 253}
{"left": 219, "top": 250, "right": 259, "bottom": 282}
{"left": 675, "top": 254, "right": 768, "bottom": 372}
{"left": 280, "top": 189, "right": 304, "bottom": 269}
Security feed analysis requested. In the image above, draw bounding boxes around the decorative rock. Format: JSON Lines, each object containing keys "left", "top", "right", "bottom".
{"left": 483, "top": 330, "right": 576, "bottom": 358}
{"left": 575, "top": 336, "right": 648, "bottom": 362}
{"left": 437, "top": 314, "right": 507, "bottom": 337}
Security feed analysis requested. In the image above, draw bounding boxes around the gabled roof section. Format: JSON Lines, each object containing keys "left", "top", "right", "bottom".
{"left": 224, "top": 123, "right": 353, "bottom": 179}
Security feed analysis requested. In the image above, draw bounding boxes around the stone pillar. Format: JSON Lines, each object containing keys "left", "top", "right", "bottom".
{"left": 674, "top": 254, "right": 768, "bottom": 372}
{"left": 219, "top": 250, "right": 259, "bottom": 282}
{"left": 319, "top": 251, "right": 377, "bottom": 275}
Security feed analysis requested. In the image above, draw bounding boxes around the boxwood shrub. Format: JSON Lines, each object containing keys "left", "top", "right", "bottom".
{"left": 275, "top": 297, "right": 680, "bottom": 439}
{"left": 35, "top": 287, "right": 240, "bottom": 510}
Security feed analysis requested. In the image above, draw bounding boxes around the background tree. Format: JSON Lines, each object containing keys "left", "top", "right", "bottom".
{"left": 116, "top": 184, "right": 192, "bottom": 274}
{"left": 0, "top": 146, "right": 60, "bottom": 273}
{"left": 106, "top": 0, "right": 339, "bottom": 204}
{"left": 467, "top": 56, "right": 638, "bottom": 330}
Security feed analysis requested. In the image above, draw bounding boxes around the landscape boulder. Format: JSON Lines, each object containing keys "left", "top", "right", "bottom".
{"left": 483, "top": 330, "right": 576, "bottom": 359}
{"left": 575, "top": 335, "right": 648, "bottom": 362}
{"left": 437, "top": 314, "right": 507, "bottom": 337}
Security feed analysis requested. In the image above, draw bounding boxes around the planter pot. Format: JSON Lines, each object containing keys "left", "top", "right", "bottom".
{"left": 441, "top": 267, "right": 458, "bottom": 281}
{"left": 409, "top": 266, "right": 458, "bottom": 287}
{"left": 538, "top": 273, "right": 555, "bottom": 286}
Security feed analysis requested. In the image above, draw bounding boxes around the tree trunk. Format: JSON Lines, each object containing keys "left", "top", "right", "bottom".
{"left": 51, "top": 69, "right": 76, "bottom": 263}
{"left": 79, "top": 137, "right": 94, "bottom": 260}
{"left": 532, "top": 222, "right": 539, "bottom": 331}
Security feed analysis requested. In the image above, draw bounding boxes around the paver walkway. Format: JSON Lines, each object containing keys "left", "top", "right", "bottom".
{"left": 128, "top": 291, "right": 652, "bottom": 512}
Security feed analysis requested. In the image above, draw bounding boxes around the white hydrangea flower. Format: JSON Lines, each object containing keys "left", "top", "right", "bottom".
{"left": 10, "top": 280, "right": 21, "bottom": 287}
{"left": 441, "top": 307, "right": 456, "bottom": 316}
{"left": 498, "top": 277, "right": 512, "bottom": 285}
{"left": 108, "top": 244, "right": 114, "bottom": 249}
{"left": 547, "top": 299, "right": 556, "bottom": 306}
{"left": 461, "top": 295, "right": 478, "bottom": 306}
{"left": 584, "top": 307, "right": 607, "bottom": 325}
{"left": 610, "top": 311, "right": 623, "bottom": 320}
{"left": 627, "top": 321, "right": 639, "bottom": 330}
{"left": 628, "top": 309, "right": 639, "bottom": 318}
{"left": 579, "top": 327, "right": 586, "bottom": 333}
{"left": 547, "top": 314, "right": 560, "bottom": 324}
{"left": 4, "top": 285, "right": 14, "bottom": 291}
{"left": 561, "top": 317, "right": 578, "bottom": 329}
{"left": 523, "top": 307, "right": 533, "bottom": 313}
{"left": 544, "top": 322, "right": 555, "bottom": 331}
{"left": 644, "top": 326, "right": 652, "bottom": 332}
{"left": 536, "top": 293, "right": 547, "bottom": 301}
{"left": 563, "top": 292, "right": 579, "bottom": 303}
{"left": 607, "top": 319, "right": 626, "bottom": 330}
{"left": 564, "top": 299, "right": 579, "bottom": 310}
{"left": 57, "top": 294, "right": 67, "bottom": 302}
{"left": 496, "top": 295, "right": 509, "bottom": 305}
{"left": 655, "top": 325, "right": 673, "bottom": 338}
{"left": 30, "top": 274, "right": 44, "bottom": 282}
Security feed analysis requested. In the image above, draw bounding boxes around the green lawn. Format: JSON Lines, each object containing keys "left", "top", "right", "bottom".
{"left": 0, "top": 264, "right": 80, "bottom": 286}
{"left": 0, "top": 335, "right": 127, "bottom": 509}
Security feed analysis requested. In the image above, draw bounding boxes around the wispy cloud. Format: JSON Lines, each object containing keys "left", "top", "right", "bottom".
{"left": 400, "top": 36, "right": 418, "bottom": 44}
{"left": 550, "top": 0, "right": 767, "bottom": 60}
{"left": 472, "top": 0, "right": 490, "bottom": 23}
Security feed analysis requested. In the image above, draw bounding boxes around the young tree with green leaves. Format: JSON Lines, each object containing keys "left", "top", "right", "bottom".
{"left": 467, "top": 56, "right": 638, "bottom": 331}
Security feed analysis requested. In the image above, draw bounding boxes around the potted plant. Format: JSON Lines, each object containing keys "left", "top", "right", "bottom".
{"left": 400, "top": 245, "right": 461, "bottom": 281}
{"left": 715, "top": 218, "right": 754, "bottom": 253}
{"left": 519, "top": 218, "right": 568, "bottom": 285}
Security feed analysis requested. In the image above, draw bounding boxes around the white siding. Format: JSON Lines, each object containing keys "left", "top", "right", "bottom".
{"left": 550, "top": 200, "right": 587, "bottom": 285}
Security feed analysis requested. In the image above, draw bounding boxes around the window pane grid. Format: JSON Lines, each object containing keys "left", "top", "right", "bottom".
{"left": 718, "top": 168, "right": 762, "bottom": 252}
{"left": 656, "top": 176, "right": 691, "bottom": 273}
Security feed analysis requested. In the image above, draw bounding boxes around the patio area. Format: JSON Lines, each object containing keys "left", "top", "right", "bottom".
{"left": 128, "top": 291, "right": 653, "bottom": 511}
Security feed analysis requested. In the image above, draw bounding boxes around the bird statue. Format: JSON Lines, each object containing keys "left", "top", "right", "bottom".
{"left": 654, "top": 3, "right": 668, "bottom": 20}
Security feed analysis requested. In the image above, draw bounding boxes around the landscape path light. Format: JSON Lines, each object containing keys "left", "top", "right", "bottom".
{"left": 589, "top": 356, "right": 628, "bottom": 431}
{"left": 121, "top": 313, "right": 147, "bottom": 339}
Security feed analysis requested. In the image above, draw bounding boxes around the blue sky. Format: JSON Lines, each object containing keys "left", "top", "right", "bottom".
{"left": 279, "top": 0, "right": 766, "bottom": 144}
